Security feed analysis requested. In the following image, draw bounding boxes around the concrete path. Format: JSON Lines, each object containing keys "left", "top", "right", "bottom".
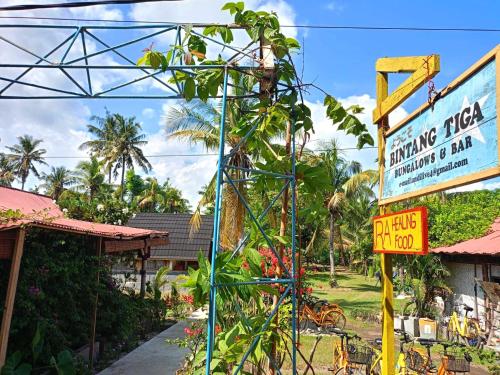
{"left": 97, "top": 321, "right": 189, "bottom": 375}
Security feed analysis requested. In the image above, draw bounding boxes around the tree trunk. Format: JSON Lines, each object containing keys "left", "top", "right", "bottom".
{"left": 21, "top": 174, "right": 26, "bottom": 190}
{"left": 329, "top": 213, "right": 338, "bottom": 287}
{"left": 337, "top": 225, "right": 346, "bottom": 267}
{"left": 108, "top": 167, "right": 112, "bottom": 184}
{"left": 120, "top": 155, "right": 126, "bottom": 201}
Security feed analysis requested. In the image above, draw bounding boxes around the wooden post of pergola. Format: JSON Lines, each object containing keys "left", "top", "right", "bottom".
{"left": 88, "top": 237, "right": 103, "bottom": 369}
{"left": 0, "top": 228, "right": 26, "bottom": 367}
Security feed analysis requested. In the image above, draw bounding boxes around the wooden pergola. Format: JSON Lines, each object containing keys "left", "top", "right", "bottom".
{"left": 0, "top": 187, "right": 169, "bottom": 368}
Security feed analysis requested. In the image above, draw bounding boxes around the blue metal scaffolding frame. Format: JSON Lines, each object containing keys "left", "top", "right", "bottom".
{"left": 0, "top": 22, "right": 298, "bottom": 374}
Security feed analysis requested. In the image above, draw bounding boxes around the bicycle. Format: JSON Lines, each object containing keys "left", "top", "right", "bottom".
{"left": 329, "top": 328, "right": 373, "bottom": 374}
{"left": 368, "top": 328, "right": 418, "bottom": 374}
{"left": 409, "top": 338, "right": 472, "bottom": 374}
{"left": 445, "top": 304, "right": 483, "bottom": 348}
{"left": 299, "top": 303, "right": 347, "bottom": 333}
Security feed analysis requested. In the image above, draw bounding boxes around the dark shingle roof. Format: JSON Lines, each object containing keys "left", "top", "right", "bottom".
{"left": 127, "top": 213, "right": 213, "bottom": 261}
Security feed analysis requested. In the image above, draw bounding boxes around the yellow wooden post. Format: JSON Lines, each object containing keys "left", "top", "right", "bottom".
{"left": 376, "top": 71, "right": 395, "bottom": 375}
{"left": 373, "top": 54, "right": 440, "bottom": 375}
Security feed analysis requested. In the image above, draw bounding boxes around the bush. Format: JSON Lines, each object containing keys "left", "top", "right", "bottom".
{"left": 0, "top": 228, "right": 168, "bottom": 369}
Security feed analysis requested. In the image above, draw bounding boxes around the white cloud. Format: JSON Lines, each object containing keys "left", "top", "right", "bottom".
{"left": 143, "top": 116, "right": 218, "bottom": 206}
{"left": 325, "top": 1, "right": 344, "bottom": 12}
{"left": 306, "top": 94, "right": 408, "bottom": 170}
{"left": 142, "top": 107, "right": 155, "bottom": 119}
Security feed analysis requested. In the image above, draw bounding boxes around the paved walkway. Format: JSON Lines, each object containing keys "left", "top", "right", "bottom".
{"left": 97, "top": 321, "right": 189, "bottom": 375}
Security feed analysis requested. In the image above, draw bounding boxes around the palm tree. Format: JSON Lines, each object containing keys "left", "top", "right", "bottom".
{"left": 0, "top": 153, "right": 15, "bottom": 187}
{"left": 79, "top": 112, "right": 118, "bottom": 183}
{"left": 314, "top": 140, "right": 377, "bottom": 286}
{"left": 108, "top": 114, "right": 151, "bottom": 200}
{"left": 137, "top": 177, "right": 165, "bottom": 212}
{"left": 74, "top": 157, "right": 106, "bottom": 200}
{"left": 166, "top": 97, "right": 258, "bottom": 248}
{"left": 40, "top": 166, "right": 75, "bottom": 200}
{"left": 161, "top": 180, "right": 190, "bottom": 213}
{"left": 6, "top": 135, "right": 47, "bottom": 190}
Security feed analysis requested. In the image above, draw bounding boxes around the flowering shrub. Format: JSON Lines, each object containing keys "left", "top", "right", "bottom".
{"left": 257, "top": 247, "right": 311, "bottom": 299}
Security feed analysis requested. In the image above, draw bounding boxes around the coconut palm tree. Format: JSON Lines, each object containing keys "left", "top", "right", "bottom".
{"left": 74, "top": 157, "right": 106, "bottom": 200}
{"left": 40, "top": 166, "right": 75, "bottom": 200}
{"left": 107, "top": 114, "right": 151, "bottom": 200}
{"left": 161, "top": 180, "right": 190, "bottom": 213}
{"left": 314, "top": 140, "right": 377, "bottom": 286}
{"left": 165, "top": 97, "right": 257, "bottom": 248}
{"left": 6, "top": 135, "right": 47, "bottom": 190}
{"left": 0, "top": 153, "right": 15, "bottom": 187}
{"left": 79, "top": 112, "right": 118, "bottom": 183}
{"left": 137, "top": 177, "right": 165, "bottom": 212}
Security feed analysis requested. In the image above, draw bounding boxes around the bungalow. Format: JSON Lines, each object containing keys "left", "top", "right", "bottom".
{"left": 431, "top": 218, "right": 500, "bottom": 348}
{"left": 126, "top": 212, "right": 213, "bottom": 272}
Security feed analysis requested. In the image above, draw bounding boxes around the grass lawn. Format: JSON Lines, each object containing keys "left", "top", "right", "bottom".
{"left": 307, "top": 268, "right": 406, "bottom": 319}
{"left": 281, "top": 268, "right": 491, "bottom": 374}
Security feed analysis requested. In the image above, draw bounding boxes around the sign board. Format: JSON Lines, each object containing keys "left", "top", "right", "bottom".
{"left": 380, "top": 46, "right": 500, "bottom": 204}
{"left": 373, "top": 207, "right": 428, "bottom": 255}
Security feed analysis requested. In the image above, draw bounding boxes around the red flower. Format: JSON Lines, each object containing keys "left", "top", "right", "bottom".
{"left": 215, "top": 325, "right": 222, "bottom": 334}
{"left": 181, "top": 294, "right": 194, "bottom": 305}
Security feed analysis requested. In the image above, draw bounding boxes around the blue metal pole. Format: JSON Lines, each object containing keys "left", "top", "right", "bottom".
{"left": 205, "top": 66, "right": 229, "bottom": 375}
{"left": 84, "top": 30, "right": 178, "bottom": 94}
{"left": 65, "top": 27, "right": 175, "bottom": 65}
{"left": 0, "top": 32, "right": 76, "bottom": 95}
{"left": 80, "top": 30, "right": 93, "bottom": 95}
{"left": 59, "top": 27, "right": 81, "bottom": 63}
{"left": 290, "top": 102, "right": 298, "bottom": 375}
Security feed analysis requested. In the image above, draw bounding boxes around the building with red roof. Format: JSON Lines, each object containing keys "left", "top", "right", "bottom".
{"left": 431, "top": 218, "right": 499, "bottom": 347}
{"left": 0, "top": 186, "right": 169, "bottom": 367}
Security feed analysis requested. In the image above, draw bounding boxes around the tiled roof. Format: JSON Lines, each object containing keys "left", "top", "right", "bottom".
{"left": 431, "top": 217, "right": 500, "bottom": 256}
{"left": 127, "top": 213, "right": 213, "bottom": 260}
{"left": 0, "top": 186, "right": 168, "bottom": 240}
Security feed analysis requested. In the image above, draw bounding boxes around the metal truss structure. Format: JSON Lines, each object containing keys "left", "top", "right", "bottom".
{"left": 0, "top": 22, "right": 298, "bottom": 374}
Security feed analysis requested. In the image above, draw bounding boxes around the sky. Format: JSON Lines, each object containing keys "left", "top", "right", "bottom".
{"left": 1, "top": 0, "right": 500, "bottom": 206}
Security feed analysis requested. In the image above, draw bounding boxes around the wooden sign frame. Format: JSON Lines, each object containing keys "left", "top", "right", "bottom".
{"left": 373, "top": 206, "right": 428, "bottom": 255}
{"left": 379, "top": 46, "right": 500, "bottom": 205}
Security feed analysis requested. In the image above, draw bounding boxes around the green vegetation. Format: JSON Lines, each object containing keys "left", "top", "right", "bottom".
{"left": 0, "top": 229, "right": 171, "bottom": 374}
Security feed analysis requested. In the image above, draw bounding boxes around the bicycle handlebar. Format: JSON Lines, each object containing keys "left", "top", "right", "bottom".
{"left": 331, "top": 328, "right": 360, "bottom": 340}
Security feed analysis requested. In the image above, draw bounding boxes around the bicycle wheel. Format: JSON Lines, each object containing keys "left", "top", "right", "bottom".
{"left": 465, "top": 320, "right": 482, "bottom": 348}
{"left": 299, "top": 316, "right": 311, "bottom": 333}
{"left": 322, "top": 310, "right": 347, "bottom": 333}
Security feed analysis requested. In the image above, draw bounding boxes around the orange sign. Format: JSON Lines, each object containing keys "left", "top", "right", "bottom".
{"left": 373, "top": 207, "right": 428, "bottom": 255}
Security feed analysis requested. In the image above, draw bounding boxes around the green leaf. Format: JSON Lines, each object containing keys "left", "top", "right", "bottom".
{"left": 285, "top": 37, "right": 300, "bottom": 49}
{"left": 54, "top": 350, "right": 75, "bottom": 375}
{"left": 137, "top": 54, "right": 148, "bottom": 67}
{"left": 31, "top": 322, "right": 44, "bottom": 363}
{"left": 184, "top": 77, "right": 196, "bottom": 101}
{"left": 149, "top": 51, "right": 162, "bottom": 69}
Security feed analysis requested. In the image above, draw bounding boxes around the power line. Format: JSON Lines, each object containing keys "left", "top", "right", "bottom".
{"left": 35, "top": 146, "right": 378, "bottom": 160}
{"left": 0, "top": 0, "right": 181, "bottom": 12}
{"left": 0, "top": 14, "right": 500, "bottom": 33}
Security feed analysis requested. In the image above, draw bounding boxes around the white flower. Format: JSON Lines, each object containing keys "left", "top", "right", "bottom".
{"left": 122, "top": 207, "right": 129, "bottom": 214}
{"left": 97, "top": 204, "right": 105, "bottom": 212}
{"left": 132, "top": 213, "right": 137, "bottom": 218}
{"left": 52, "top": 200, "right": 57, "bottom": 204}
{"left": 117, "top": 219, "right": 122, "bottom": 225}
{"left": 62, "top": 208, "right": 68, "bottom": 214}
